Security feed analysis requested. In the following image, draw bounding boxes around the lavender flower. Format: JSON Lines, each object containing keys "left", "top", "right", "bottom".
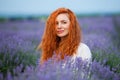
{"left": 0, "top": 16, "right": 120, "bottom": 80}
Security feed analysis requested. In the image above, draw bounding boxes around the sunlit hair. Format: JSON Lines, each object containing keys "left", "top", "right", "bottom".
{"left": 37, "top": 7, "right": 81, "bottom": 63}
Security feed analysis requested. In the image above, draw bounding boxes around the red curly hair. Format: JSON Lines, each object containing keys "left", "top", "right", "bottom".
{"left": 37, "top": 7, "right": 82, "bottom": 63}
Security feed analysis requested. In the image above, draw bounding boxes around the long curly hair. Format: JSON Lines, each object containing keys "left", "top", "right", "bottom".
{"left": 37, "top": 7, "right": 82, "bottom": 63}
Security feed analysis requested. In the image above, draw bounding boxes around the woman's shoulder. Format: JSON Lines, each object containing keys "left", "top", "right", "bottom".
{"left": 75, "top": 42, "right": 92, "bottom": 60}
{"left": 79, "top": 43, "right": 91, "bottom": 51}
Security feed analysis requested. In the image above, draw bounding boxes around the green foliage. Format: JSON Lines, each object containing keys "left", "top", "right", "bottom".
{"left": 0, "top": 18, "right": 7, "bottom": 22}
{"left": 92, "top": 50, "right": 120, "bottom": 73}
{"left": 0, "top": 50, "right": 39, "bottom": 77}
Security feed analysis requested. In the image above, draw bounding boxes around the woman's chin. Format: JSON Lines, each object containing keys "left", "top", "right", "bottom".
{"left": 57, "top": 34, "right": 65, "bottom": 37}
{"left": 57, "top": 33, "right": 68, "bottom": 38}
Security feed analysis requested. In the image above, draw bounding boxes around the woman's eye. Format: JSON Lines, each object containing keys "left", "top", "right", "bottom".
{"left": 62, "top": 22, "right": 67, "bottom": 24}
{"left": 56, "top": 22, "right": 58, "bottom": 25}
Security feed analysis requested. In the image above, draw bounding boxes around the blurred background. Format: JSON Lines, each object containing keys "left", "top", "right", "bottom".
{"left": 0, "top": 0, "right": 120, "bottom": 79}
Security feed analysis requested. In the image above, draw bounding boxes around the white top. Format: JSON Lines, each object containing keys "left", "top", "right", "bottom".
{"left": 61, "top": 43, "right": 92, "bottom": 68}
{"left": 72, "top": 43, "right": 92, "bottom": 62}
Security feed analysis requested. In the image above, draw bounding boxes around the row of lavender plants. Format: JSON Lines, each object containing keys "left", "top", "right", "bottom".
{"left": 0, "top": 15, "right": 120, "bottom": 80}
{"left": 79, "top": 16, "right": 120, "bottom": 74}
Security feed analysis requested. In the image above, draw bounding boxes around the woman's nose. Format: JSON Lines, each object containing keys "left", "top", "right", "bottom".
{"left": 57, "top": 23, "right": 62, "bottom": 28}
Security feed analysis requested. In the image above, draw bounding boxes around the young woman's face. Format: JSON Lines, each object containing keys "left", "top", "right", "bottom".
{"left": 55, "top": 13, "right": 70, "bottom": 38}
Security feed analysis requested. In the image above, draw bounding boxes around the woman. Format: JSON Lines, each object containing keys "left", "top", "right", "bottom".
{"left": 37, "top": 7, "right": 92, "bottom": 64}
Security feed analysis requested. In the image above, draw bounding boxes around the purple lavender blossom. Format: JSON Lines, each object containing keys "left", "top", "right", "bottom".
{"left": 0, "top": 16, "right": 120, "bottom": 80}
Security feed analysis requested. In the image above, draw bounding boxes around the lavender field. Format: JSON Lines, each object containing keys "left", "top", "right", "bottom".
{"left": 0, "top": 15, "right": 120, "bottom": 80}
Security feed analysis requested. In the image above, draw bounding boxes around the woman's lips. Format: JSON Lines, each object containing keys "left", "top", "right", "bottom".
{"left": 57, "top": 30, "right": 64, "bottom": 34}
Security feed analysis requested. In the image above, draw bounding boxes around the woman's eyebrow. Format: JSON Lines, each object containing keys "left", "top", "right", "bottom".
{"left": 56, "top": 19, "right": 69, "bottom": 22}
{"left": 61, "top": 20, "right": 69, "bottom": 22}
{"left": 61, "top": 20, "right": 66, "bottom": 22}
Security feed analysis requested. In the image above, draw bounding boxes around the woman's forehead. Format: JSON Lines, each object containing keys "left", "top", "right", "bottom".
{"left": 56, "top": 13, "right": 69, "bottom": 21}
